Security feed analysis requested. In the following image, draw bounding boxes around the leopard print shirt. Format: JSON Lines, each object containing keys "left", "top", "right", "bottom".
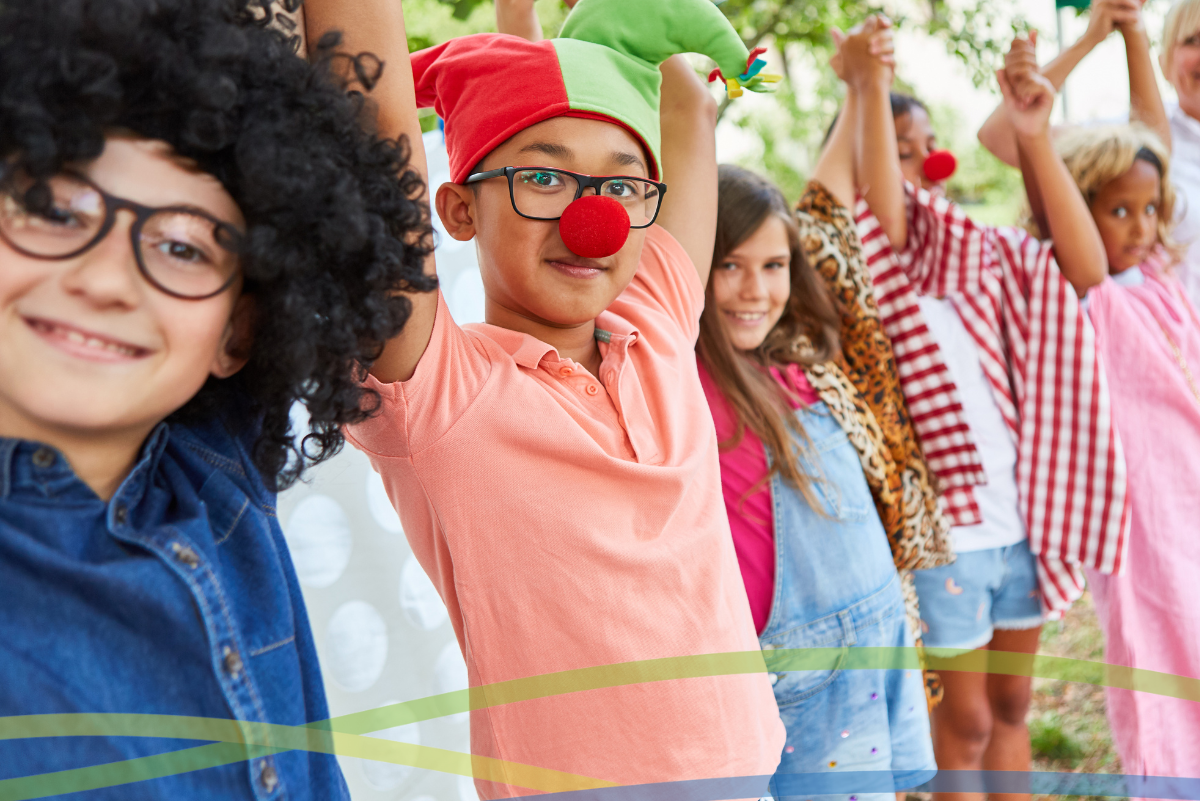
{"left": 794, "top": 181, "right": 954, "bottom": 575}
{"left": 795, "top": 182, "right": 951, "bottom": 710}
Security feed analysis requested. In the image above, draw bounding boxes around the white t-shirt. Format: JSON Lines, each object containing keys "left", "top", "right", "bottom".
{"left": 1168, "top": 104, "right": 1200, "bottom": 310}
{"left": 918, "top": 297, "right": 1026, "bottom": 552}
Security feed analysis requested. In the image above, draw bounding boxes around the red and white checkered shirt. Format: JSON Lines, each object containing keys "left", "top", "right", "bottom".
{"left": 855, "top": 186, "right": 1131, "bottom": 617}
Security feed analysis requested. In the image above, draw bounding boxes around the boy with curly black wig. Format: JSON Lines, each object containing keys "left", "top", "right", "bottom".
{"left": 0, "top": 0, "right": 432, "bottom": 797}
{"left": 311, "top": 0, "right": 787, "bottom": 797}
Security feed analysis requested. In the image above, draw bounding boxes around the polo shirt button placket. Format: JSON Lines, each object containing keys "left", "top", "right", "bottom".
{"left": 585, "top": 383, "right": 600, "bottom": 396}
{"left": 558, "top": 365, "right": 574, "bottom": 378}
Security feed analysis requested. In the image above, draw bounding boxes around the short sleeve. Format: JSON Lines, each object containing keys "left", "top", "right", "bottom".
{"left": 343, "top": 291, "right": 492, "bottom": 458}
{"left": 614, "top": 225, "right": 704, "bottom": 343}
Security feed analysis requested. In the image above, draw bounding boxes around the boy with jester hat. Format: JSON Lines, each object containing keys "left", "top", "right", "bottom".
{"left": 304, "top": 0, "right": 786, "bottom": 796}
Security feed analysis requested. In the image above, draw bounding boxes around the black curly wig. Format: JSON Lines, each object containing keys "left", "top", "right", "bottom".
{"left": 0, "top": 0, "right": 436, "bottom": 489}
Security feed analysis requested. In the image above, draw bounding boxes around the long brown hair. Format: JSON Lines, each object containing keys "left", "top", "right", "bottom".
{"left": 698, "top": 165, "right": 842, "bottom": 510}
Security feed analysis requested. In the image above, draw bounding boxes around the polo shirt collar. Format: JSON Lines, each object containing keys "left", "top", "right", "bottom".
{"left": 468, "top": 314, "right": 641, "bottom": 369}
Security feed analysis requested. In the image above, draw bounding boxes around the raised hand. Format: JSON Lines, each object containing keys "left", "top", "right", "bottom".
{"left": 1082, "top": 0, "right": 1145, "bottom": 47}
{"left": 998, "top": 46, "right": 1055, "bottom": 140}
{"left": 1003, "top": 32, "right": 1042, "bottom": 109}
{"left": 834, "top": 14, "right": 895, "bottom": 91}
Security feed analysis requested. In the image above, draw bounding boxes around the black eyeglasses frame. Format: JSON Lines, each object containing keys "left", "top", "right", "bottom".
{"left": 464, "top": 166, "right": 668, "bottom": 230}
{"left": 0, "top": 167, "right": 244, "bottom": 301}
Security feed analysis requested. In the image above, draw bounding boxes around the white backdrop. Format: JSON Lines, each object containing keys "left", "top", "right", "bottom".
{"left": 277, "top": 129, "right": 487, "bottom": 801}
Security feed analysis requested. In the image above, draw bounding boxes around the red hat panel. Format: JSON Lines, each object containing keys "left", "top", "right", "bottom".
{"left": 411, "top": 35, "right": 571, "bottom": 184}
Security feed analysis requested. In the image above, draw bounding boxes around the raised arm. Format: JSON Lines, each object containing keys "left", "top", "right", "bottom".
{"left": 847, "top": 18, "right": 908, "bottom": 251}
{"left": 656, "top": 54, "right": 720, "bottom": 284}
{"left": 1123, "top": 6, "right": 1171, "bottom": 152}
{"left": 495, "top": 0, "right": 544, "bottom": 42}
{"left": 999, "top": 40, "right": 1108, "bottom": 294}
{"left": 304, "top": 0, "right": 438, "bottom": 383}
{"left": 978, "top": 0, "right": 1143, "bottom": 167}
{"left": 811, "top": 18, "right": 894, "bottom": 210}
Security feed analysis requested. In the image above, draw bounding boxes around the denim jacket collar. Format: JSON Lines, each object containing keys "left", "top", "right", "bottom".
{"left": 0, "top": 423, "right": 171, "bottom": 513}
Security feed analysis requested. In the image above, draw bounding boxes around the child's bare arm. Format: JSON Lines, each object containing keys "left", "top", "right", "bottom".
{"left": 1123, "top": 10, "right": 1171, "bottom": 152}
{"left": 979, "top": 0, "right": 1153, "bottom": 166}
{"left": 810, "top": 83, "right": 858, "bottom": 209}
{"left": 495, "top": 0, "right": 544, "bottom": 42}
{"left": 812, "top": 20, "right": 893, "bottom": 210}
{"left": 656, "top": 54, "right": 720, "bottom": 285}
{"left": 846, "top": 17, "right": 907, "bottom": 250}
{"left": 1000, "top": 52, "right": 1108, "bottom": 294}
{"left": 304, "top": 0, "right": 439, "bottom": 384}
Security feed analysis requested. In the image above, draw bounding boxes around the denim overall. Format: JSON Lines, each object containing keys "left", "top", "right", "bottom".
{"left": 760, "top": 401, "right": 936, "bottom": 801}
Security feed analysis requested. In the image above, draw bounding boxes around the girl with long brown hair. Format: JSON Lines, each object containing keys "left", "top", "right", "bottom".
{"left": 696, "top": 20, "right": 951, "bottom": 800}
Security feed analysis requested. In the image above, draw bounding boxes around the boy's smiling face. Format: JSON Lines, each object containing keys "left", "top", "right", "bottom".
{"left": 437, "top": 116, "right": 652, "bottom": 329}
{"left": 0, "top": 136, "right": 251, "bottom": 453}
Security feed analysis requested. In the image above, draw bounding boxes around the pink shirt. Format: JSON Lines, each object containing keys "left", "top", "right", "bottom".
{"left": 346, "top": 227, "right": 784, "bottom": 798}
{"left": 698, "top": 360, "right": 819, "bottom": 634}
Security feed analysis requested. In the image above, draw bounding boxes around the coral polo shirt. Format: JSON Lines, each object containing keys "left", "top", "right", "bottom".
{"left": 345, "top": 226, "right": 784, "bottom": 798}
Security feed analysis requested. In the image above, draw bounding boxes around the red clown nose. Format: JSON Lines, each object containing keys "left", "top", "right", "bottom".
{"left": 923, "top": 150, "right": 958, "bottom": 183}
{"left": 559, "top": 195, "right": 631, "bottom": 259}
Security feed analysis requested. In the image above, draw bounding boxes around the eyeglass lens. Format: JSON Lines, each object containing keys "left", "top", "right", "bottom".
{"left": 0, "top": 171, "right": 240, "bottom": 299}
{"left": 511, "top": 169, "right": 660, "bottom": 226}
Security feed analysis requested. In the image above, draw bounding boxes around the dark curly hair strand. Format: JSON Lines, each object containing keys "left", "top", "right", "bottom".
{"left": 0, "top": 0, "right": 436, "bottom": 489}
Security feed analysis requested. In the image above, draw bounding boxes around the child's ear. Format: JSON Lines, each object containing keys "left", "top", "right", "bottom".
{"left": 436, "top": 182, "right": 478, "bottom": 242}
{"left": 211, "top": 293, "right": 256, "bottom": 379}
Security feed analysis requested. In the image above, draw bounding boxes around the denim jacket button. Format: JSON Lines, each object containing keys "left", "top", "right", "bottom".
{"left": 762, "top": 643, "right": 776, "bottom": 651}
{"left": 113, "top": 504, "right": 129, "bottom": 526}
{"left": 222, "top": 646, "right": 244, "bottom": 678}
{"left": 170, "top": 542, "right": 200, "bottom": 568}
{"left": 768, "top": 672, "right": 779, "bottom": 686}
{"left": 31, "top": 447, "right": 55, "bottom": 469}
{"left": 259, "top": 760, "right": 279, "bottom": 792}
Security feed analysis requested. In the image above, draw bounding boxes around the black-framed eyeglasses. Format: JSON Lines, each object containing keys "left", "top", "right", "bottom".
{"left": 0, "top": 166, "right": 243, "bottom": 300}
{"left": 466, "top": 166, "right": 667, "bottom": 229}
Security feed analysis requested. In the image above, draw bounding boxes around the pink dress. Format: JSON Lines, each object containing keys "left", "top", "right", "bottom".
{"left": 1084, "top": 261, "right": 1200, "bottom": 784}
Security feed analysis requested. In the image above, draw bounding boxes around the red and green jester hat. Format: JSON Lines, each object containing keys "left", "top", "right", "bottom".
{"left": 410, "top": 0, "right": 779, "bottom": 188}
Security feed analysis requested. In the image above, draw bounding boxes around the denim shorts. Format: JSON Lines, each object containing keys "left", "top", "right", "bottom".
{"left": 911, "top": 539, "right": 1043, "bottom": 650}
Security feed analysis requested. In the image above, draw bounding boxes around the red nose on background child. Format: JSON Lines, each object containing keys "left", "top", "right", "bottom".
{"left": 923, "top": 150, "right": 958, "bottom": 183}
{"left": 558, "top": 195, "right": 630, "bottom": 259}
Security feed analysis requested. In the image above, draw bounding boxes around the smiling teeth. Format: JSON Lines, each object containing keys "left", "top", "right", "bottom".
{"left": 42, "top": 321, "right": 140, "bottom": 356}
{"left": 730, "top": 312, "right": 766, "bottom": 320}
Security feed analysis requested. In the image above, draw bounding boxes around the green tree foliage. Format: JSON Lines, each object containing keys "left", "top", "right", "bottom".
{"left": 407, "top": 0, "right": 1028, "bottom": 209}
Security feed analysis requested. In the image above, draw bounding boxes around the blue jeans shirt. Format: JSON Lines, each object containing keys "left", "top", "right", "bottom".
{"left": 0, "top": 418, "right": 349, "bottom": 800}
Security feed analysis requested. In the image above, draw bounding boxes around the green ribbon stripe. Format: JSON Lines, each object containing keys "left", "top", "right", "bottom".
{"left": 3, "top": 647, "right": 1198, "bottom": 801}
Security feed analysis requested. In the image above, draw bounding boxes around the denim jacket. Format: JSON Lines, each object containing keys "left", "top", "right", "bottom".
{"left": 0, "top": 417, "right": 349, "bottom": 800}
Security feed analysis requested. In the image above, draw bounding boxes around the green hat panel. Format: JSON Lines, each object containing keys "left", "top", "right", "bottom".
{"left": 560, "top": 0, "right": 750, "bottom": 82}
{"left": 552, "top": 38, "right": 663, "bottom": 176}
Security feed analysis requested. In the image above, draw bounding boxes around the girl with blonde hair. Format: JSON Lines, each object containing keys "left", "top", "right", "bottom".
{"left": 1050, "top": 120, "right": 1200, "bottom": 786}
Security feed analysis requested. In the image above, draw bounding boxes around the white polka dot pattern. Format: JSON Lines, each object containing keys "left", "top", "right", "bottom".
{"left": 277, "top": 130, "right": 477, "bottom": 799}
{"left": 326, "top": 600, "right": 389, "bottom": 693}
{"left": 366, "top": 469, "right": 404, "bottom": 534}
{"left": 399, "top": 556, "right": 448, "bottom": 632}
{"left": 283, "top": 495, "right": 352, "bottom": 589}
{"left": 360, "top": 710, "right": 422, "bottom": 791}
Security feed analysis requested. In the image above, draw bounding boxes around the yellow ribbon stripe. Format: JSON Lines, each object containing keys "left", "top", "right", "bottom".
{"left": 3, "top": 646, "right": 1199, "bottom": 801}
